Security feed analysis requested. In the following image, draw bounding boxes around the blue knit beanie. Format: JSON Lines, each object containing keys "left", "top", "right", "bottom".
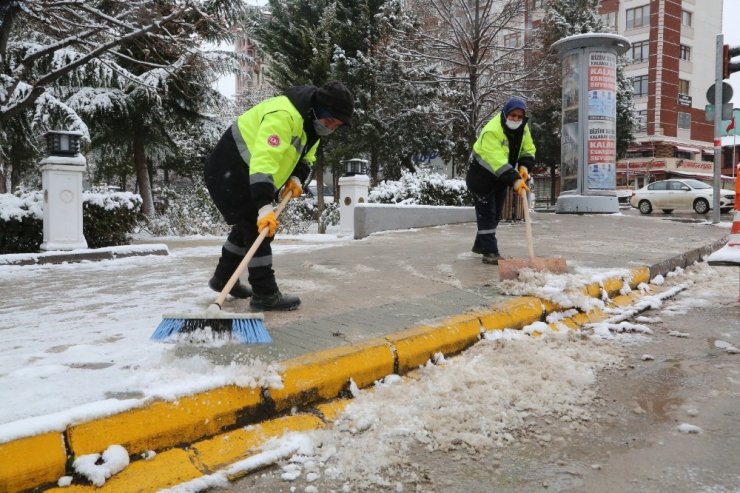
{"left": 502, "top": 97, "right": 527, "bottom": 116}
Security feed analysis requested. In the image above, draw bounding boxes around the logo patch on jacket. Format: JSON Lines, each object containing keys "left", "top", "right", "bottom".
{"left": 267, "top": 135, "right": 281, "bottom": 147}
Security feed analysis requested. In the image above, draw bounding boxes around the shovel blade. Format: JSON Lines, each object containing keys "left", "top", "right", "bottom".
{"left": 498, "top": 257, "right": 568, "bottom": 280}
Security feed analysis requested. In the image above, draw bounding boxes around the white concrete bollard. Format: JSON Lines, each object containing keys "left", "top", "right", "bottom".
{"left": 40, "top": 153, "right": 88, "bottom": 251}
{"left": 338, "top": 174, "right": 370, "bottom": 238}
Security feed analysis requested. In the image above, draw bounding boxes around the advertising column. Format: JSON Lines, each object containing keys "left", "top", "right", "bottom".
{"left": 552, "top": 33, "right": 629, "bottom": 214}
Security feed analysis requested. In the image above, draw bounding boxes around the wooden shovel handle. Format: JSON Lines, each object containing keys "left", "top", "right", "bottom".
{"left": 520, "top": 190, "right": 535, "bottom": 260}
{"left": 213, "top": 193, "right": 292, "bottom": 307}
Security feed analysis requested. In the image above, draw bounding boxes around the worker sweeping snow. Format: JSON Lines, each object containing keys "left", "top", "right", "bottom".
{"left": 465, "top": 96, "right": 536, "bottom": 265}
{"left": 203, "top": 81, "right": 354, "bottom": 311}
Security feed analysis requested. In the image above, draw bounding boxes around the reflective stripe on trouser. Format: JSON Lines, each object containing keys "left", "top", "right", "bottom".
{"left": 472, "top": 186, "right": 507, "bottom": 255}
{"left": 213, "top": 221, "right": 279, "bottom": 295}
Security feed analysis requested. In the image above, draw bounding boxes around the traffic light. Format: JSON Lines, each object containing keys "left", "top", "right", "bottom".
{"left": 722, "top": 44, "right": 740, "bottom": 79}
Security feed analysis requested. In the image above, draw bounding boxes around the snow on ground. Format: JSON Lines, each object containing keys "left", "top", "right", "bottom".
{"left": 0, "top": 235, "right": 349, "bottom": 441}
{"left": 223, "top": 261, "right": 738, "bottom": 492}
{"left": 0, "top": 222, "right": 737, "bottom": 454}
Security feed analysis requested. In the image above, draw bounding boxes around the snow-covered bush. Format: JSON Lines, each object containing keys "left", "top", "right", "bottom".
{"left": 369, "top": 170, "right": 472, "bottom": 206}
{"left": 278, "top": 198, "right": 315, "bottom": 235}
{"left": 319, "top": 202, "right": 339, "bottom": 231}
{"left": 0, "top": 191, "right": 142, "bottom": 253}
{"left": 143, "top": 182, "right": 336, "bottom": 237}
{"left": 144, "top": 183, "right": 228, "bottom": 237}
{"left": 83, "top": 192, "right": 143, "bottom": 248}
{"left": 278, "top": 198, "right": 339, "bottom": 235}
{"left": 0, "top": 192, "right": 44, "bottom": 254}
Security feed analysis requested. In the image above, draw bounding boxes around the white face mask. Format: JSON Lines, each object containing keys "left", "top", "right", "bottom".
{"left": 313, "top": 119, "right": 335, "bottom": 136}
{"left": 505, "top": 118, "right": 523, "bottom": 130}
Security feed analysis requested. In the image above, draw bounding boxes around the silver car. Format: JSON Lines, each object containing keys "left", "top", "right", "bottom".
{"left": 629, "top": 178, "right": 736, "bottom": 215}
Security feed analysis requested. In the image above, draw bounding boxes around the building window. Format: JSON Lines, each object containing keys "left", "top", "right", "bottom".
{"left": 680, "top": 45, "right": 691, "bottom": 61}
{"left": 601, "top": 11, "right": 617, "bottom": 30}
{"left": 626, "top": 5, "right": 650, "bottom": 30}
{"left": 631, "top": 75, "right": 649, "bottom": 97}
{"left": 529, "top": 0, "right": 544, "bottom": 9}
{"left": 504, "top": 33, "right": 520, "bottom": 48}
{"left": 678, "top": 79, "right": 690, "bottom": 96}
{"left": 677, "top": 112, "right": 691, "bottom": 130}
{"left": 630, "top": 40, "right": 650, "bottom": 63}
{"left": 681, "top": 10, "right": 692, "bottom": 27}
{"left": 635, "top": 110, "right": 648, "bottom": 131}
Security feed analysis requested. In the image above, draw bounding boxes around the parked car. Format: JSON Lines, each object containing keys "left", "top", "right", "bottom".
{"left": 305, "top": 180, "right": 334, "bottom": 204}
{"left": 629, "top": 178, "right": 735, "bottom": 215}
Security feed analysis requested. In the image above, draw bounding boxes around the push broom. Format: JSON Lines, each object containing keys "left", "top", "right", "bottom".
{"left": 151, "top": 193, "right": 292, "bottom": 344}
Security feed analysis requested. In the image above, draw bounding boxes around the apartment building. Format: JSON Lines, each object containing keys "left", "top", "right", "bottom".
{"left": 529, "top": 0, "right": 732, "bottom": 189}
{"left": 234, "top": 30, "right": 267, "bottom": 97}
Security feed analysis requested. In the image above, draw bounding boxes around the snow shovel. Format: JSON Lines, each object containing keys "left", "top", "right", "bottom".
{"left": 498, "top": 189, "right": 567, "bottom": 280}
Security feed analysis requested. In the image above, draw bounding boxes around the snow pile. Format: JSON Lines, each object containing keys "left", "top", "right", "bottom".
{"left": 268, "top": 333, "right": 622, "bottom": 491}
{"left": 72, "top": 445, "right": 130, "bottom": 486}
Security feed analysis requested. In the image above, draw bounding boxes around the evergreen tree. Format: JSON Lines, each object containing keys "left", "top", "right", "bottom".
{"left": 250, "top": 0, "right": 444, "bottom": 188}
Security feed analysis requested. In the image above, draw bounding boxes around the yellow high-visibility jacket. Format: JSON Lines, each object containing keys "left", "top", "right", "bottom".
{"left": 472, "top": 113, "right": 536, "bottom": 177}
{"left": 231, "top": 95, "right": 319, "bottom": 200}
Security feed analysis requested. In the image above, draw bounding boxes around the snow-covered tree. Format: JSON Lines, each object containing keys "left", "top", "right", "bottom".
{"left": 249, "top": 1, "right": 446, "bottom": 190}
{"left": 0, "top": 0, "right": 249, "bottom": 210}
{"left": 331, "top": 1, "right": 450, "bottom": 183}
{"left": 390, "top": 0, "right": 550, "bottom": 172}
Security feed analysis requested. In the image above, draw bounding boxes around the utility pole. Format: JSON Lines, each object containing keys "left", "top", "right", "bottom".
{"left": 712, "top": 35, "right": 723, "bottom": 225}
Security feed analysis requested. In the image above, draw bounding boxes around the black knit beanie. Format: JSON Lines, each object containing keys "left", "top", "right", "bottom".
{"left": 315, "top": 81, "right": 354, "bottom": 126}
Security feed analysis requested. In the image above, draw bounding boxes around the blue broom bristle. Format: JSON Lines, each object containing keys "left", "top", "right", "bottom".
{"left": 150, "top": 318, "right": 185, "bottom": 341}
{"left": 150, "top": 316, "right": 271, "bottom": 344}
{"left": 232, "top": 318, "right": 272, "bottom": 344}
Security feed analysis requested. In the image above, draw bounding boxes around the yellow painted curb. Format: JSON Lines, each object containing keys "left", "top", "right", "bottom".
{"left": 315, "top": 399, "right": 353, "bottom": 423}
{"left": 270, "top": 338, "right": 395, "bottom": 412}
{"left": 476, "top": 296, "right": 544, "bottom": 331}
{"left": 386, "top": 314, "right": 481, "bottom": 373}
{"left": 192, "top": 414, "right": 323, "bottom": 473}
{"left": 46, "top": 448, "right": 202, "bottom": 493}
{"left": 0, "top": 432, "right": 67, "bottom": 492}
{"left": 67, "top": 384, "right": 262, "bottom": 457}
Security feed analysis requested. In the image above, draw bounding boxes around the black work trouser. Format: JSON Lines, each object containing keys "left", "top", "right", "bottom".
{"left": 203, "top": 129, "right": 278, "bottom": 295}
{"left": 471, "top": 186, "right": 507, "bottom": 255}
{"left": 466, "top": 159, "right": 506, "bottom": 255}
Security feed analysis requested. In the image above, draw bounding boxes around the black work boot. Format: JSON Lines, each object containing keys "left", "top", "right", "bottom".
{"left": 209, "top": 276, "right": 253, "bottom": 298}
{"left": 482, "top": 253, "right": 504, "bottom": 265}
{"left": 250, "top": 291, "right": 301, "bottom": 311}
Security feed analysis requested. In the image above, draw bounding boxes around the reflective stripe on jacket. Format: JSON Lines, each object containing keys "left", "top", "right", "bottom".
{"left": 230, "top": 95, "right": 319, "bottom": 191}
{"left": 472, "top": 112, "right": 536, "bottom": 177}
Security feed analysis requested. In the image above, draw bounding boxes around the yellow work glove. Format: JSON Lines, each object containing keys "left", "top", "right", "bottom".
{"left": 280, "top": 176, "right": 303, "bottom": 201}
{"left": 518, "top": 166, "right": 529, "bottom": 182}
{"left": 513, "top": 179, "right": 530, "bottom": 194}
{"left": 257, "top": 205, "right": 278, "bottom": 237}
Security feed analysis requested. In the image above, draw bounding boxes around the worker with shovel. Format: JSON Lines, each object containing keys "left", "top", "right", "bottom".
{"left": 203, "top": 81, "right": 354, "bottom": 310}
{"left": 466, "top": 96, "right": 536, "bottom": 265}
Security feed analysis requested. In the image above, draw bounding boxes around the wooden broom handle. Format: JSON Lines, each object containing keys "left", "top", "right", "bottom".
{"left": 520, "top": 189, "right": 535, "bottom": 260}
{"left": 214, "top": 192, "right": 293, "bottom": 307}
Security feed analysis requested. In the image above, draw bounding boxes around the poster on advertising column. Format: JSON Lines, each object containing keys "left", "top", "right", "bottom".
{"left": 587, "top": 51, "right": 617, "bottom": 190}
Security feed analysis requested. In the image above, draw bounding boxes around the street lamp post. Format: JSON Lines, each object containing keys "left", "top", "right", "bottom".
{"left": 39, "top": 130, "right": 88, "bottom": 251}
